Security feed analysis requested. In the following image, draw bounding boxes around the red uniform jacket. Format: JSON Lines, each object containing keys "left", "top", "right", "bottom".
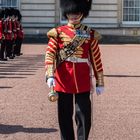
{"left": 0, "top": 20, "right": 3, "bottom": 40}
{"left": 12, "top": 19, "right": 17, "bottom": 40}
{"left": 16, "top": 20, "right": 24, "bottom": 39}
{"left": 3, "top": 18, "right": 13, "bottom": 40}
{"left": 45, "top": 23, "right": 104, "bottom": 94}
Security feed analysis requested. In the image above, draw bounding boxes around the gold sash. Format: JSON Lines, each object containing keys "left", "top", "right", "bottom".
{"left": 56, "top": 25, "right": 90, "bottom": 68}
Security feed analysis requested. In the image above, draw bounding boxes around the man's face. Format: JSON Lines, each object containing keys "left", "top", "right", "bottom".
{"left": 67, "top": 13, "right": 83, "bottom": 24}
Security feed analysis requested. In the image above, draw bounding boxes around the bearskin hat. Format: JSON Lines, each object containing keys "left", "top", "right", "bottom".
{"left": 0, "top": 9, "right": 3, "bottom": 19}
{"left": 4, "top": 8, "right": 9, "bottom": 18}
{"left": 60, "top": 0, "right": 92, "bottom": 19}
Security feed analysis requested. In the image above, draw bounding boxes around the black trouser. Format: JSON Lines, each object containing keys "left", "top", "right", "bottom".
{"left": 15, "top": 38, "right": 22, "bottom": 55}
{"left": 5, "top": 40, "right": 13, "bottom": 57}
{"left": 57, "top": 92, "right": 91, "bottom": 140}
{"left": 0, "top": 40, "right": 6, "bottom": 59}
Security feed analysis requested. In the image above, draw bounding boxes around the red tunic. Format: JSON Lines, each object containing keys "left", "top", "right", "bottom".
{"left": 12, "top": 19, "right": 17, "bottom": 40}
{"left": 0, "top": 20, "right": 3, "bottom": 40}
{"left": 45, "top": 23, "right": 104, "bottom": 94}
{"left": 16, "top": 20, "right": 24, "bottom": 39}
{"left": 3, "top": 18, "right": 12, "bottom": 40}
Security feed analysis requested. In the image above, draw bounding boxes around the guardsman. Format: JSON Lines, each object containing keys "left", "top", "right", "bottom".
{"left": 15, "top": 9, "right": 24, "bottom": 56}
{"left": 45, "top": 0, "right": 104, "bottom": 140}
{"left": 4, "top": 8, "right": 13, "bottom": 59}
{"left": 11, "top": 8, "right": 17, "bottom": 58}
{"left": 0, "top": 9, "right": 4, "bottom": 60}
{"left": 0, "top": 10, "right": 3, "bottom": 40}
{"left": 0, "top": 9, "right": 7, "bottom": 61}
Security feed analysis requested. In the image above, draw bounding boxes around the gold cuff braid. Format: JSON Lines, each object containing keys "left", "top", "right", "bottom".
{"left": 96, "top": 71, "right": 104, "bottom": 86}
{"left": 46, "top": 64, "right": 54, "bottom": 78}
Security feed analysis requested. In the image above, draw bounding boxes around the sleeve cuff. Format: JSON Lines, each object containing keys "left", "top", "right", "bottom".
{"left": 96, "top": 72, "right": 104, "bottom": 86}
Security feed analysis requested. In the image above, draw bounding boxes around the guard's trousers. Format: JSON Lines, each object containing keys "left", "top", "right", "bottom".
{"left": 15, "top": 38, "right": 23, "bottom": 55}
{"left": 57, "top": 92, "right": 91, "bottom": 140}
{"left": 0, "top": 41, "right": 6, "bottom": 59}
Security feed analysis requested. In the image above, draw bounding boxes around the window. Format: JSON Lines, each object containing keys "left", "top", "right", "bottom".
{"left": 1, "top": 0, "right": 18, "bottom": 8}
{"left": 123, "top": 0, "right": 140, "bottom": 23}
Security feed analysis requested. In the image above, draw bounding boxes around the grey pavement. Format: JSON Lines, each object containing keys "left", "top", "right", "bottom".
{"left": 0, "top": 44, "right": 140, "bottom": 140}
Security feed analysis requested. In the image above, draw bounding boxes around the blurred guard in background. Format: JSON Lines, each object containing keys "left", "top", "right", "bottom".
{"left": 11, "top": 8, "right": 17, "bottom": 58}
{"left": 45, "top": 0, "right": 105, "bottom": 140}
{"left": 0, "top": 9, "right": 7, "bottom": 61}
{"left": 15, "top": 9, "right": 24, "bottom": 56}
{"left": 3, "top": 8, "right": 13, "bottom": 59}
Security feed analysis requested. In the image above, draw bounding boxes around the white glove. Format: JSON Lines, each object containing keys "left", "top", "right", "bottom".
{"left": 96, "top": 86, "right": 104, "bottom": 95}
{"left": 47, "top": 78, "right": 55, "bottom": 88}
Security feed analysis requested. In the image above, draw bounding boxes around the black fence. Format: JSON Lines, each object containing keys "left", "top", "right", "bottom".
{"left": 23, "top": 34, "right": 140, "bottom": 44}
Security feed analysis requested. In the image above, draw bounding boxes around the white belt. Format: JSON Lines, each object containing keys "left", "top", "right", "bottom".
{"left": 66, "top": 57, "right": 89, "bottom": 63}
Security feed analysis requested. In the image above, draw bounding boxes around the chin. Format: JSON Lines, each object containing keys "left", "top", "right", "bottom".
{"left": 69, "top": 20, "right": 80, "bottom": 24}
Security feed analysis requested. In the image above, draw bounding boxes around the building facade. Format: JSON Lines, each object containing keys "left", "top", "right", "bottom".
{"left": 0, "top": 0, "right": 140, "bottom": 39}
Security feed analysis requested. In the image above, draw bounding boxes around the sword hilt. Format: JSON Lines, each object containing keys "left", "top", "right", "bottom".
{"left": 48, "top": 86, "right": 58, "bottom": 102}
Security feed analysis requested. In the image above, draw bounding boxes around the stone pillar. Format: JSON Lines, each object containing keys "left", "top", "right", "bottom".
{"left": 55, "top": 0, "right": 60, "bottom": 26}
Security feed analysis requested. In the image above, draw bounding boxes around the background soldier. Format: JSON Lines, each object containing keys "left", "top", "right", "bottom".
{"left": 45, "top": 0, "right": 104, "bottom": 139}
{"left": 15, "top": 9, "right": 24, "bottom": 56}
{"left": 11, "top": 8, "right": 17, "bottom": 58}
{"left": 0, "top": 9, "right": 7, "bottom": 61}
{"left": 4, "top": 8, "right": 13, "bottom": 59}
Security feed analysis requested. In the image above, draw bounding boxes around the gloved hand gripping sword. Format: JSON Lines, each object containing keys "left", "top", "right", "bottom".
{"left": 48, "top": 85, "right": 58, "bottom": 102}
{"left": 46, "top": 75, "right": 58, "bottom": 102}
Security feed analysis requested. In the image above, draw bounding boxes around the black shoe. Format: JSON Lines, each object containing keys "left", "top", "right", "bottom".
{"left": 16, "top": 54, "right": 20, "bottom": 56}
{"left": 16, "top": 53, "right": 23, "bottom": 56}
{"left": 9, "top": 56, "right": 14, "bottom": 59}
{"left": 0, "top": 58, "right": 8, "bottom": 61}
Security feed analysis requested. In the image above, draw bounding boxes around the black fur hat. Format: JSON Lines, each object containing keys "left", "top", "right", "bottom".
{"left": 4, "top": 8, "right": 10, "bottom": 18}
{"left": 60, "top": 0, "right": 92, "bottom": 19}
{"left": 0, "top": 9, "right": 3, "bottom": 19}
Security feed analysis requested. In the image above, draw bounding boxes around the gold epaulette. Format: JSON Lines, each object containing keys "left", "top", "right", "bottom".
{"left": 47, "top": 28, "right": 58, "bottom": 38}
{"left": 94, "top": 30, "right": 102, "bottom": 40}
